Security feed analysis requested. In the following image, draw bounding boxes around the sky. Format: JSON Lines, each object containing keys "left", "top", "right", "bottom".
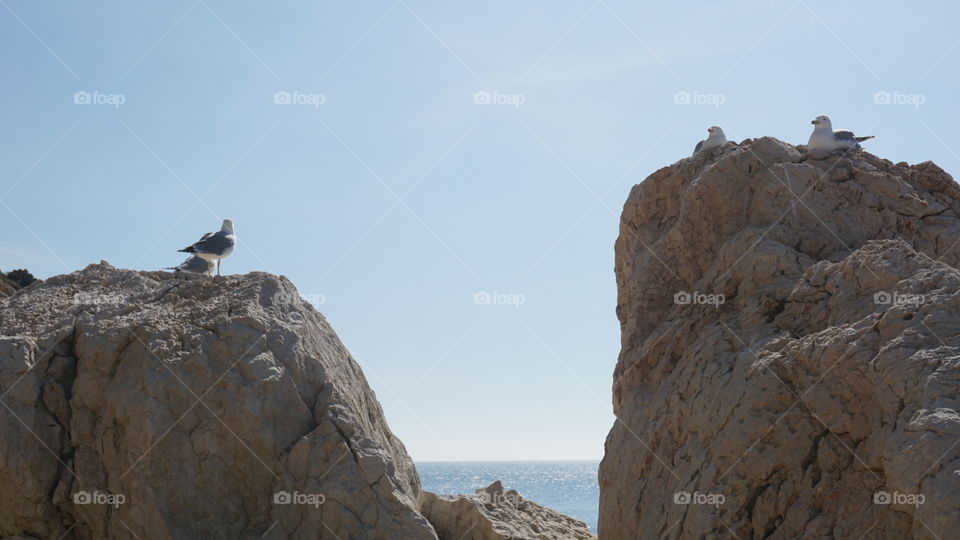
{"left": 1, "top": 0, "right": 958, "bottom": 461}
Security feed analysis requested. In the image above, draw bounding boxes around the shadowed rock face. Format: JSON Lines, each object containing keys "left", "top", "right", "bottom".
{"left": 600, "top": 139, "right": 960, "bottom": 539}
{"left": 0, "top": 263, "right": 436, "bottom": 539}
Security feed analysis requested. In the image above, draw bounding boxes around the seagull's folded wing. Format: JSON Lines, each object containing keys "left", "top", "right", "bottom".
{"left": 190, "top": 232, "right": 232, "bottom": 254}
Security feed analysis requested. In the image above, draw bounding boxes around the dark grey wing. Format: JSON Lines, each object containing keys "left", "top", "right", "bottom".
{"left": 189, "top": 231, "right": 234, "bottom": 255}
{"left": 693, "top": 140, "right": 703, "bottom": 156}
{"left": 833, "top": 130, "right": 856, "bottom": 141}
{"left": 181, "top": 256, "right": 210, "bottom": 273}
{"left": 166, "top": 255, "right": 205, "bottom": 272}
{"left": 181, "top": 231, "right": 214, "bottom": 253}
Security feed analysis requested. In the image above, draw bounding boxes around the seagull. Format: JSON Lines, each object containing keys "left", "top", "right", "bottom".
{"left": 807, "top": 115, "right": 874, "bottom": 153}
{"left": 178, "top": 219, "right": 236, "bottom": 276}
{"left": 165, "top": 255, "right": 212, "bottom": 274}
{"left": 693, "top": 126, "right": 727, "bottom": 156}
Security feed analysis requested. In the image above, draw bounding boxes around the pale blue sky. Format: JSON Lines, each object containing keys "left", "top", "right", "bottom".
{"left": 2, "top": 1, "right": 957, "bottom": 460}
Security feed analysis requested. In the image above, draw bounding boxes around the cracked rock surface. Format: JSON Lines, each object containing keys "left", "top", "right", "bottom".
{"left": 600, "top": 138, "right": 960, "bottom": 539}
{"left": 0, "top": 262, "right": 436, "bottom": 539}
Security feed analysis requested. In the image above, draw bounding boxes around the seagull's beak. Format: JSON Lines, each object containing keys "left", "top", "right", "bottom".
{"left": 811, "top": 120, "right": 817, "bottom": 124}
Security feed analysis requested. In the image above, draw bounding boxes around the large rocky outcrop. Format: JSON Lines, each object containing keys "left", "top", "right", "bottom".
{"left": 600, "top": 139, "right": 960, "bottom": 539}
{"left": 419, "top": 481, "right": 595, "bottom": 540}
{"left": 0, "top": 263, "right": 436, "bottom": 539}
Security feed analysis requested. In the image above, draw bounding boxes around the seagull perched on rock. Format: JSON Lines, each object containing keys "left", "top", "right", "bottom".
{"left": 165, "top": 255, "right": 212, "bottom": 274}
{"left": 807, "top": 115, "right": 874, "bottom": 153}
{"left": 178, "top": 219, "right": 236, "bottom": 276}
{"left": 692, "top": 126, "right": 727, "bottom": 156}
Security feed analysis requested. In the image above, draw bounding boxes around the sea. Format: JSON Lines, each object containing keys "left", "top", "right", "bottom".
{"left": 417, "top": 460, "right": 600, "bottom": 533}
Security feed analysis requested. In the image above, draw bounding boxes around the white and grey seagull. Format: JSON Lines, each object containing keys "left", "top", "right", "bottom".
{"left": 693, "top": 126, "right": 727, "bottom": 156}
{"left": 165, "top": 255, "right": 212, "bottom": 274}
{"left": 178, "top": 219, "right": 236, "bottom": 276}
{"left": 807, "top": 115, "right": 874, "bottom": 153}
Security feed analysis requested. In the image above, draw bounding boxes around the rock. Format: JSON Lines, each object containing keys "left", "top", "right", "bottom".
{"left": 0, "top": 262, "right": 437, "bottom": 539}
{"left": 419, "top": 481, "right": 595, "bottom": 540}
{"left": 0, "top": 280, "right": 17, "bottom": 298}
{"left": 601, "top": 140, "right": 960, "bottom": 538}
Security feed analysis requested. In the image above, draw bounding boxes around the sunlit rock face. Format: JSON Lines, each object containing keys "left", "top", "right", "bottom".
{"left": 600, "top": 139, "right": 960, "bottom": 539}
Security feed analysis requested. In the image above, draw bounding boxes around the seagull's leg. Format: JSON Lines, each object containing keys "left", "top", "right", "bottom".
{"left": 217, "top": 260, "right": 221, "bottom": 276}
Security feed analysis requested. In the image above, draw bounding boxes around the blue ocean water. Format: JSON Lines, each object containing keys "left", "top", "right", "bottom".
{"left": 416, "top": 460, "right": 600, "bottom": 533}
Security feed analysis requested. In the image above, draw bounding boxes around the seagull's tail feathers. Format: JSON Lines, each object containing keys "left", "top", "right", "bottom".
{"left": 854, "top": 135, "right": 875, "bottom": 142}
{"left": 179, "top": 246, "right": 195, "bottom": 254}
